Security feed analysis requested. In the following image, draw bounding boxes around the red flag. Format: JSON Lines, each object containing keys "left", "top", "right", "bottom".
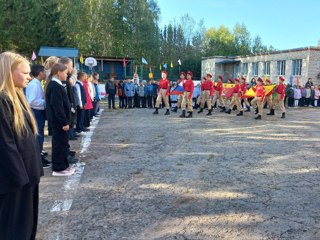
{"left": 122, "top": 57, "right": 126, "bottom": 67}
{"left": 222, "top": 87, "right": 234, "bottom": 98}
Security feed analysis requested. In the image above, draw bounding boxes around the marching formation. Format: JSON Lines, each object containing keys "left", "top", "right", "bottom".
{"left": 152, "top": 70, "right": 287, "bottom": 120}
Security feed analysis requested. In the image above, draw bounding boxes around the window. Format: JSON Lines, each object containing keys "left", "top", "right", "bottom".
{"left": 252, "top": 62, "right": 259, "bottom": 76}
{"left": 242, "top": 63, "right": 248, "bottom": 75}
{"left": 234, "top": 64, "right": 240, "bottom": 77}
{"left": 292, "top": 59, "right": 302, "bottom": 76}
{"left": 263, "top": 61, "right": 270, "bottom": 75}
{"left": 277, "top": 60, "right": 286, "bottom": 75}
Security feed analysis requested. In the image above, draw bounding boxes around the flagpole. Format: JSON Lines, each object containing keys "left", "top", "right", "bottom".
{"left": 140, "top": 65, "right": 143, "bottom": 82}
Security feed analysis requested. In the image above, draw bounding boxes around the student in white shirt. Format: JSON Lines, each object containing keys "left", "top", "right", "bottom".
{"left": 26, "top": 65, "right": 51, "bottom": 168}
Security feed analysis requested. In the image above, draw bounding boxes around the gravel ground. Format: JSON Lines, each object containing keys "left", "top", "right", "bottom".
{"left": 37, "top": 105, "right": 320, "bottom": 240}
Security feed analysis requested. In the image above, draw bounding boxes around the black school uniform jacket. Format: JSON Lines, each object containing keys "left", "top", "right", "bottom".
{"left": 0, "top": 93, "right": 43, "bottom": 195}
{"left": 46, "top": 79, "right": 71, "bottom": 129}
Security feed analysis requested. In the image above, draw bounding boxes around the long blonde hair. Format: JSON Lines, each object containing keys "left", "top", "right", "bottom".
{"left": 0, "top": 52, "right": 37, "bottom": 136}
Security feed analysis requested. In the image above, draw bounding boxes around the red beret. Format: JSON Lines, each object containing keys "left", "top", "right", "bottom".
{"left": 235, "top": 77, "right": 240, "bottom": 83}
{"left": 187, "top": 71, "right": 193, "bottom": 77}
{"left": 218, "top": 75, "right": 223, "bottom": 80}
{"left": 279, "top": 76, "right": 285, "bottom": 81}
{"left": 206, "top": 73, "right": 212, "bottom": 78}
{"left": 161, "top": 70, "right": 168, "bottom": 75}
{"left": 266, "top": 78, "right": 271, "bottom": 83}
{"left": 241, "top": 76, "right": 246, "bottom": 81}
{"left": 257, "top": 77, "right": 263, "bottom": 82}
{"left": 180, "top": 72, "right": 186, "bottom": 77}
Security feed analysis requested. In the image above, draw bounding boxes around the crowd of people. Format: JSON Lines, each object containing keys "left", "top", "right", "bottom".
{"left": 30, "top": 57, "right": 103, "bottom": 176}
{"left": 107, "top": 71, "right": 319, "bottom": 120}
{"left": 1, "top": 50, "right": 319, "bottom": 239}
{"left": 0, "top": 52, "right": 105, "bottom": 238}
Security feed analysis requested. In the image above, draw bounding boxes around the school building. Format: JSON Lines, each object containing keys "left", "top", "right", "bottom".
{"left": 201, "top": 46, "right": 320, "bottom": 85}
{"left": 38, "top": 46, "right": 134, "bottom": 80}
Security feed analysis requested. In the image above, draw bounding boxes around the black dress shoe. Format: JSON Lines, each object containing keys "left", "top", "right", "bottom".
{"left": 41, "top": 150, "right": 48, "bottom": 156}
{"left": 69, "top": 151, "right": 76, "bottom": 157}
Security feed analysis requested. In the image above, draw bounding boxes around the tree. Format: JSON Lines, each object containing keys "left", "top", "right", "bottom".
{"left": 0, "top": 0, "right": 64, "bottom": 55}
{"left": 233, "top": 23, "right": 251, "bottom": 55}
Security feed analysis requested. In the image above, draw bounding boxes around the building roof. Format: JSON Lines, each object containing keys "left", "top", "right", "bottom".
{"left": 38, "top": 46, "right": 79, "bottom": 58}
{"left": 241, "top": 46, "right": 320, "bottom": 57}
{"left": 202, "top": 46, "right": 320, "bottom": 60}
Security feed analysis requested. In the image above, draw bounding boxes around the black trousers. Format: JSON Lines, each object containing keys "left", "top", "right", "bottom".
{"left": 52, "top": 127, "right": 69, "bottom": 172}
{"left": 84, "top": 109, "right": 91, "bottom": 128}
{"left": 140, "top": 96, "right": 146, "bottom": 108}
{"left": 76, "top": 107, "right": 85, "bottom": 132}
{"left": 108, "top": 94, "right": 115, "bottom": 109}
{"left": 127, "top": 97, "right": 133, "bottom": 108}
{"left": 0, "top": 184, "right": 39, "bottom": 240}
{"left": 134, "top": 94, "right": 139, "bottom": 108}
{"left": 119, "top": 96, "right": 126, "bottom": 108}
{"left": 147, "top": 96, "right": 153, "bottom": 108}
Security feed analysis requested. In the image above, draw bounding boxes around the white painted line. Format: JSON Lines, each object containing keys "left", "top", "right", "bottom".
{"left": 80, "top": 109, "right": 104, "bottom": 155}
{"left": 49, "top": 109, "right": 104, "bottom": 214}
{"left": 50, "top": 199, "right": 73, "bottom": 212}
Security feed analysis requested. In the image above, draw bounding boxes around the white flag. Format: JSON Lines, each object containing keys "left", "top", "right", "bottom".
{"left": 142, "top": 57, "right": 148, "bottom": 65}
{"left": 178, "top": 59, "right": 182, "bottom": 65}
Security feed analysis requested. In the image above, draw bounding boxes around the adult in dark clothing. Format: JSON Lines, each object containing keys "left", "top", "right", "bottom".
{"left": 0, "top": 52, "right": 43, "bottom": 240}
{"left": 105, "top": 77, "right": 117, "bottom": 109}
{"left": 305, "top": 78, "right": 313, "bottom": 89}
{"left": 46, "top": 63, "right": 75, "bottom": 177}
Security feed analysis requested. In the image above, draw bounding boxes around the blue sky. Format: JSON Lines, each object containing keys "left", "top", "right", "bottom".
{"left": 157, "top": 0, "right": 320, "bottom": 50}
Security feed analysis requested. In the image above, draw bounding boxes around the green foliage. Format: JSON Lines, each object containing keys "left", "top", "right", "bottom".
{"left": 0, "top": 0, "right": 64, "bottom": 55}
{"left": 0, "top": 0, "right": 276, "bottom": 80}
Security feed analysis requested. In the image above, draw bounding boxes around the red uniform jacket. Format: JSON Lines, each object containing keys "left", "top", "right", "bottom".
{"left": 183, "top": 79, "right": 194, "bottom": 99}
{"left": 158, "top": 79, "right": 170, "bottom": 95}
{"left": 275, "top": 83, "right": 285, "bottom": 100}
{"left": 202, "top": 80, "right": 214, "bottom": 96}
{"left": 215, "top": 81, "right": 223, "bottom": 92}
{"left": 233, "top": 84, "right": 241, "bottom": 96}
{"left": 241, "top": 83, "right": 248, "bottom": 95}
{"left": 254, "top": 85, "right": 265, "bottom": 101}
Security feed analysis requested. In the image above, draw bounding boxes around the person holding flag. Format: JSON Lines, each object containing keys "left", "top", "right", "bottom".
{"left": 226, "top": 78, "right": 244, "bottom": 116}
{"left": 267, "top": 76, "right": 286, "bottom": 118}
{"left": 172, "top": 72, "right": 187, "bottom": 113}
{"left": 180, "top": 71, "right": 194, "bottom": 118}
{"left": 240, "top": 76, "right": 251, "bottom": 112}
{"left": 153, "top": 70, "right": 170, "bottom": 115}
{"left": 198, "top": 73, "right": 214, "bottom": 115}
{"left": 212, "top": 75, "right": 226, "bottom": 112}
{"left": 263, "top": 78, "right": 274, "bottom": 111}
{"left": 251, "top": 77, "right": 265, "bottom": 120}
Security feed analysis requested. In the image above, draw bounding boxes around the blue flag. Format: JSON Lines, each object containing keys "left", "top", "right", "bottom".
{"left": 170, "top": 85, "right": 185, "bottom": 95}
